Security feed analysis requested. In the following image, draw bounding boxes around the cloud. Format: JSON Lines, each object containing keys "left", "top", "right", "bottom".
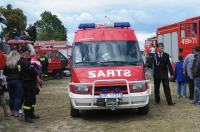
{"left": 67, "top": 32, "right": 75, "bottom": 44}
{"left": 1, "top": 0, "right": 200, "bottom": 44}
{"left": 135, "top": 32, "right": 155, "bottom": 50}
{"left": 74, "top": 13, "right": 95, "bottom": 22}
{"left": 136, "top": 32, "right": 155, "bottom": 43}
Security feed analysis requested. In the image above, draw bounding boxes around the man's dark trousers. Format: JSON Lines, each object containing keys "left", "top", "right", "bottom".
{"left": 154, "top": 78, "right": 173, "bottom": 104}
{"left": 188, "top": 78, "right": 194, "bottom": 99}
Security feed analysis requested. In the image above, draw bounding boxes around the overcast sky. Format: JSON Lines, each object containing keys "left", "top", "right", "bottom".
{"left": 1, "top": 0, "right": 200, "bottom": 48}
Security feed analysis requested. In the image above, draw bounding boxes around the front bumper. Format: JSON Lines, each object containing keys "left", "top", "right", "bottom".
{"left": 68, "top": 79, "right": 151, "bottom": 110}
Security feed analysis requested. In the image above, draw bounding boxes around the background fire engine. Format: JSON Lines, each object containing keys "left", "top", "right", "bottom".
{"left": 145, "top": 16, "right": 200, "bottom": 63}
{"left": 34, "top": 41, "right": 72, "bottom": 78}
{"left": 144, "top": 36, "right": 157, "bottom": 55}
{"left": 34, "top": 41, "right": 72, "bottom": 58}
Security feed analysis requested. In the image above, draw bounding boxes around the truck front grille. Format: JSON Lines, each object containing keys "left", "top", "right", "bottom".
{"left": 94, "top": 86, "right": 128, "bottom": 95}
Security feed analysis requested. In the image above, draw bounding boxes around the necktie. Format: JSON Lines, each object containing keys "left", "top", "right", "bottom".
{"left": 159, "top": 53, "right": 162, "bottom": 58}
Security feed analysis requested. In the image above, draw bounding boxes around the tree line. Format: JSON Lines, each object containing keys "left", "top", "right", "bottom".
{"left": 0, "top": 4, "right": 67, "bottom": 41}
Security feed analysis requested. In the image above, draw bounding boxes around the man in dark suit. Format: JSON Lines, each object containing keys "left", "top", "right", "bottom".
{"left": 153, "top": 43, "right": 175, "bottom": 105}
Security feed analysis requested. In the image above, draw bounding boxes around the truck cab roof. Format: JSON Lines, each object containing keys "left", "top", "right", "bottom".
{"left": 74, "top": 22, "right": 137, "bottom": 42}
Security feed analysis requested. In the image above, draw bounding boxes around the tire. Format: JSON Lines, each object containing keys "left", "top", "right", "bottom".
{"left": 138, "top": 103, "right": 149, "bottom": 114}
{"left": 53, "top": 70, "right": 63, "bottom": 79}
{"left": 70, "top": 103, "right": 80, "bottom": 117}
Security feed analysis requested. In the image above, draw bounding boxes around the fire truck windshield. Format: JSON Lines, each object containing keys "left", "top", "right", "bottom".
{"left": 73, "top": 40, "right": 143, "bottom": 67}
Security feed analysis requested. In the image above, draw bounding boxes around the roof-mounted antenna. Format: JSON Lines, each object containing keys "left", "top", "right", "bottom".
{"left": 105, "top": 16, "right": 113, "bottom": 23}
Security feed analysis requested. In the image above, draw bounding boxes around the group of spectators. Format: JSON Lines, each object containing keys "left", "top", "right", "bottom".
{"left": 0, "top": 28, "right": 42, "bottom": 123}
{"left": 0, "top": 45, "right": 42, "bottom": 123}
{"left": 146, "top": 43, "right": 200, "bottom": 105}
{"left": 8, "top": 24, "right": 36, "bottom": 42}
{"left": 175, "top": 46, "right": 200, "bottom": 104}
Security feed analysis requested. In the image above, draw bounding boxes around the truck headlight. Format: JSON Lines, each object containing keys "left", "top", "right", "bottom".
{"left": 132, "top": 82, "right": 146, "bottom": 92}
{"left": 74, "top": 85, "right": 89, "bottom": 93}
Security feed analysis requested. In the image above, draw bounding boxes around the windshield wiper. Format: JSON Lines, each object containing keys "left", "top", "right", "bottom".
{"left": 99, "top": 61, "right": 128, "bottom": 66}
{"left": 75, "top": 61, "right": 98, "bottom": 65}
{"left": 124, "top": 62, "right": 139, "bottom": 65}
{"left": 99, "top": 61, "right": 140, "bottom": 66}
{"left": 75, "top": 61, "right": 141, "bottom": 66}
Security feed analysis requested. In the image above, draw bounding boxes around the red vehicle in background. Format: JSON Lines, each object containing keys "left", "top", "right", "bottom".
{"left": 35, "top": 41, "right": 72, "bottom": 77}
{"left": 144, "top": 36, "right": 157, "bottom": 55}
{"left": 0, "top": 50, "right": 6, "bottom": 69}
{"left": 34, "top": 41, "right": 72, "bottom": 58}
{"left": 3, "top": 40, "right": 35, "bottom": 67}
{"left": 156, "top": 16, "right": 200, "bottom": 63}
{"left": 1, "top": 39, "right": 71, "bottom": 78}
{"left": 68, "top": 22, "right": 151, "bottom": 117}
{"left": 6, "top": 40, "right": 34, "bottom": 52}
{"left": 35, "top": 48, "right": 70, "bottom": 78}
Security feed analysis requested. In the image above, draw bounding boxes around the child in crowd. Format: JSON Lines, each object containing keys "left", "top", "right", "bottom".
{"left": 0, "top": 70, "right": 9, "bottom": 119}
{"left": 30, "top": 56, "right": 43, "bottom": 92}
{"left": 175, "top": 56, "right": 187, "bottom": 98}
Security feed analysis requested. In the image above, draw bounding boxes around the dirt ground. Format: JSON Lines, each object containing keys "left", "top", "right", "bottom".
{"left": 1, "top": 77, "right": 200, "bottom": 132}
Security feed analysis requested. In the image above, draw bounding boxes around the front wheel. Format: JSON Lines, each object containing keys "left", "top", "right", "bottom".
{"left": 138, "top": 103, "right": 149, "bottom": 114}
{"left": 70, "top": 103, "right": 80, "bottom": 117}
{"left": 52, "top": 70, "right": 63, "bottom": 79}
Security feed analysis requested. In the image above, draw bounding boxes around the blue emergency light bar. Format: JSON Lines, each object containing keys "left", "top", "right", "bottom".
{"left": 78, "top": 23, "right": 95, "bottom": 29}
{"left": 114, "top": 22, "right": 130, "bottom": 28}
{"left": 78, "top": 22, "right": 130, "bottom": 29}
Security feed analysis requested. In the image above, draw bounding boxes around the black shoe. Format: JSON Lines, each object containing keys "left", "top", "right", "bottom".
{"left": 154, "top": 102, "right": 160, "bottom": 105}
{"left": 31, "top": 115, "right": 40, "bottom": 119}
{"left": 25, "top": 118, "right": 34, "bottom": 123}
{"left": 189, "top": 98, "right": 194, "bottom": 100}
{"left": 191, "top": 100, "right": 197, "bottom": 105}
{"left": 168, "top": 102, "right": 176, "bottom": 106}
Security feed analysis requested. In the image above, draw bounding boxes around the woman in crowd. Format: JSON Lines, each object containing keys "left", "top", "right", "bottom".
{"left": 175, "top": 56, "right": 187, "bottom": 98}
{"left": 3, "top": 50, "right": 23, "bottom": 117}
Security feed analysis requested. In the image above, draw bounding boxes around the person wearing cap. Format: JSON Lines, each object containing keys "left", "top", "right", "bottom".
{"left": 38, "top": 53, "right": 48, "bottom": 77}
{"left": 18, "top": 46, "right": 38, "bottom": 123}
{"left": 8, "top": 28, "right": 18, "bottom": 40}
{"left": 26, "top": 23, "right": 37, "bottom": 42}
{"left": 153, "top": 43, "right": 175, "bottom": 106}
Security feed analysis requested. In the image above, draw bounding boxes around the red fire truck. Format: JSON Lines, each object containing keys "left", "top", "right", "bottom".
{"left": 68, "top": 22, "right": 151, "bottom": 117}
{"left": 156, "top": 16, "right": 200, "bottom": 63}
{"left": 35, "top": 48, "right": 69, "bottom": 78}
{"left": 0, "top": 40, "right": 32, "bottom": 69}
{"left": 34, "top": 41, "right": 72, "bottom": 58}
{"left": 0, "top": 51, "right": 5, "bottom": 69}
{"left": 144, "top": 36, "right": 157, "bottom": 55}
{"left": 34, "top": 41, "right": 72, "bottom": 78}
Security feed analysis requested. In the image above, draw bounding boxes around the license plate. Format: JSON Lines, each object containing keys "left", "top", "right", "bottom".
{"left": 99, "top": 93, "right": 123, "bottom": 98}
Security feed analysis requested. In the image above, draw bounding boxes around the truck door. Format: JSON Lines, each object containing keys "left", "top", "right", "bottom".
{"left": 158, "top": 32, "right": 179, "bottom": 63}
{"left": 179, "top": 21, "right": 199, "bottom": 57}
{"left": 171, "top": 32, "right": 179, "bottom": 63}
{"left": 47, "top": 51, "right": 61, "bottom": 73}
{"left": 55, "top": 51, "right": 67, "bottom": 70}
